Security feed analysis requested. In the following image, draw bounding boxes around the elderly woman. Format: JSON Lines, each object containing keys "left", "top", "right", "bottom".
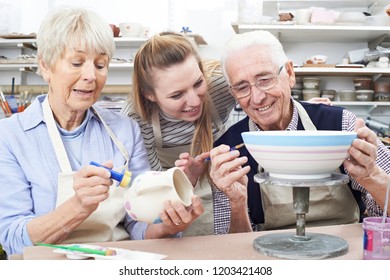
{"left": 0, "top": 6, "right": 203, "bottom": 256}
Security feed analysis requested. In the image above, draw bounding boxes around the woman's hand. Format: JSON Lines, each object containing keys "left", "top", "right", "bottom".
{"left": 307, "top": 97, "right": 332, "bottom": 106}
{"left": 157, "top": 196, "right": 204, "bottom": 235}
{"left": 175, "top": 152, "right": 210, "bottom": 186}
{"left": 72, "top": 160, "right": 114, "bottom": 216}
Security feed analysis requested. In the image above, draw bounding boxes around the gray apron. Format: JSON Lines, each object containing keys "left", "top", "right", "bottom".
{"left": 151, "top": 98, "right": 224, "bottom": 236}
{"left": 43, "top": 96, "right": 130, "bottom": 243}
{"left": 249, "top": 100, "right": 360, "bottom": 229}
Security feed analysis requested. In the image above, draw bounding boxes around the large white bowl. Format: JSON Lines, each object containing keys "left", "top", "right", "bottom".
{"left": 242, "top": 130, "right": 357, "bottom": 180}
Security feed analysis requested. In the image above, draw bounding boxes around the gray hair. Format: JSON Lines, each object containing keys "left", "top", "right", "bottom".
{"left": 36, "top": 6, "right": 115, "bottom": 72}
{"left": 221, "top": 30, "right": 288, "bottom": 84}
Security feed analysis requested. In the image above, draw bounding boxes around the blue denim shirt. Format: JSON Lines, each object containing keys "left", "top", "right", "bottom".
{"left": 0, "top": 95, "right": 151, "bottom": 255}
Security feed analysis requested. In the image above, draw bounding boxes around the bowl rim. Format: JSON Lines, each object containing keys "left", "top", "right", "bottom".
{"left": 242, "top": 131, "right": 357, "bottom": 136}
{"left": 242, "top": 131, "right": 357, "bottom": 146}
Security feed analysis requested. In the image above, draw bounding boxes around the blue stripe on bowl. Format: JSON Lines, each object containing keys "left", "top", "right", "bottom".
{"left": 248, "top": 147, "right": 349, "bottom": 154}
{"left": 241, "top": 131, "right": 357, "bottom": 146}
{"left": 253, "top": 157, "right": 346, "bottom": 162}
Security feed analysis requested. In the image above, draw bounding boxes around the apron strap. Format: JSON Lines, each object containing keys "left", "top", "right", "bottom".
{"left": 208, "top": 95, "right": 224, "bottom": 138}
{"left": 248, "top": 118, "right": 257, "bottom": 132}
{"left": 43, "top": 95, "right": 73, "bottom": 173}
{"left": 152, "top": 110, "right": 163, "bottom": 149}
{"left": 92, "top": 106, "right": 130, "bottom": 164}
{"left": 249, "top": 100, "right": 317, "bottom": 132}
{"left": 43, "top": 95, "right": 130, "bottom": 173}
{"left": 293, "top": 100, "right": 317, "bottom": 131}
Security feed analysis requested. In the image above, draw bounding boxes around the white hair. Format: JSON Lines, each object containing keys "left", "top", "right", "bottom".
{"left": 36, "top": 6, "right": 115, "bottom": 72}
{"left": 221, "top": 30, "right": 288, "bottom": 84}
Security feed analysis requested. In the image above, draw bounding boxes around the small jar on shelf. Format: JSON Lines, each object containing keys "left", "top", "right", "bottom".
{"left": 338, "top": 89, "right": 356, "bottom": 101}
{"left": 353, "top": 77, "right": 373, "bottom": 91}
{"left": 302, "top": 89, "right": 320, "bottom": 101}
{"left": 356, "top": 90, "right": 374, "bottom": 102}
{"left": 321, "top": 89, "right": 336, "bottom": 101}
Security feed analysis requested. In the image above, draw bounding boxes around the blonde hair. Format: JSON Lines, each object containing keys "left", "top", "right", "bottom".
{"left": 36, "top": 6, "right": 115, "bottom": 72}
{"left": 131, "top": 32, "right": 214, "bottom": 158}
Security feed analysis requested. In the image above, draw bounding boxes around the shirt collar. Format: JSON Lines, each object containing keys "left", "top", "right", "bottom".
{"left": 19, "top": 94, "right": 46, "bottom": 131}
{"left": 20, "top": 94, "right": 99, "bottom": 132}
{"left": 159, "top": 108, "right": 182, "bottom": 123}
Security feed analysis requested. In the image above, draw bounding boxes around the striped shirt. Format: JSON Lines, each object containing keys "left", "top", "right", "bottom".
{"left": 121, "top": 74, "right": 236, "bottom": 171}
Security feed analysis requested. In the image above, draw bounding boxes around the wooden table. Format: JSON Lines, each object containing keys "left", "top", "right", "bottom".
{"left": 20, "top": 223, "right": 364, "bottom": 260}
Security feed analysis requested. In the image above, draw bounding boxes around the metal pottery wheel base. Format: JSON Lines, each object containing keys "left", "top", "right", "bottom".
{"left": 253, "top": 232, "right": 349, "bottom": 260}
{"left": 253, "top": 172, "right": 350, "bottom": 259}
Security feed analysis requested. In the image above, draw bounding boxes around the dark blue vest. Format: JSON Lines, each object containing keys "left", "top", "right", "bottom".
{"left": 214, "top": 102, "right": 365, "bottom": 225}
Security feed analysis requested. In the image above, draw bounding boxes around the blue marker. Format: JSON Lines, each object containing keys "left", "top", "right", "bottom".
{"left": 89, "top": 161, "right": 132, "bottom": 188}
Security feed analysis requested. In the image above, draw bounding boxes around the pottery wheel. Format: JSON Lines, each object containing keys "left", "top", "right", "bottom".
{"left": 253, "top": 172, "right": 350, "bottom": 259}
{"left": 253, "top": 232, "right": 349, "bottom": 260}
{"left": 254, "top": 172, "right": 350, "bottom": 188}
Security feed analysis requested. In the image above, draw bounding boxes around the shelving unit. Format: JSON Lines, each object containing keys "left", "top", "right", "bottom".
{"left": 0, "top": 37, "right": 148, "bottom": 86}
{"left": 333, "top": 101, "right": 390, "bottom": 115}
{"left": 259, "top": 0, "right": 387, "bottom": 14}
{"left": 231, "top": 24, "right": 390, "bottom": 44}
{"left": 0, "top": 35, "right": 207, "bottom": 89}
{"left": 0, "top": 34, "right": 208, "bottom": 116}
{"left": 0, "top": 37, "right": 146, "bottom": 117}
{"left": 294, "top": 67, "right": 390, "bottom": 76}
{"left": 231, "top": 0, "right": 390, "bottom": 123}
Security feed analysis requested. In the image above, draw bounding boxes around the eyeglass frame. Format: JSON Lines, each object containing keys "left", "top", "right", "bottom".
{"left": 230, "top": 65, "right": 284, "bottom": 99}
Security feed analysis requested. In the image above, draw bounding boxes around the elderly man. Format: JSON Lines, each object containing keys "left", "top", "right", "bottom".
{"left": 209, "top": 30, "right": 390, "bottom": 234}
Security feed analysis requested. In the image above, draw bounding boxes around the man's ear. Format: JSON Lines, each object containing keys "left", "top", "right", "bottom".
{"left": 285, "top": 60, "right": 296, "bottom": 89}
{"left": 38, "top": 58, "right": 50, "bottom": 83}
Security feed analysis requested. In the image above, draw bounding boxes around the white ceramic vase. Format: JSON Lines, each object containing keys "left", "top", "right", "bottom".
{"left": 124, "top": 167, "right": 193, "bottom": 224}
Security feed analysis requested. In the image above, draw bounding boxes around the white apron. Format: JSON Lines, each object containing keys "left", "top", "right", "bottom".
{"left": 250, "top": 100, "right": 360, "bottom": 230}
{"left": 43, "top": 96, "right": 130, "bottom": 243}
{"left": 151, "top": 98, "right": 224, "bottom": 236}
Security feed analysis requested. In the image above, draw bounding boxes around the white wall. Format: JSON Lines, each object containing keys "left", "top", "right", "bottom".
{"left": 1, "top": 0, "right": 390, "bottom": 125}
{"left": 169, "top": 0, "right": 237, "bottom": 59}
{"left": 2, "top": 0, "right": 239, "bottom": 60}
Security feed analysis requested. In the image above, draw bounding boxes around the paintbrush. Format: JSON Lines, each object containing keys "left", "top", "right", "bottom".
{"left": 205, "top": 143, "right": 245, "bottom": 161}
{"left": 35, "top": 242, "right": 117, "bottom": 256}
{"left": 0, "top": 89, "right": 12, "bottom": 114}
{"left": 0, "top": 99, "right": 7, "bottom": 114}
{"left": 11, "top": 77, "right": 14, "bottom": 96}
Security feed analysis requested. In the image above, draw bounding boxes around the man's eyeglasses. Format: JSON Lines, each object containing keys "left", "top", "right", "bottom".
{"left": 230, "top": 65, "right": 284, "bottom": 99}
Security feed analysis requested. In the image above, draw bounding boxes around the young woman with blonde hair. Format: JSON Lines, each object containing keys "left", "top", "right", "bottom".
{"left": 122, "top": 32, "right": 236, "bottom": 236}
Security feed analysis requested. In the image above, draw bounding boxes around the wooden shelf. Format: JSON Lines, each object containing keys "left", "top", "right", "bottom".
{"left": 334, "top": 101, "right": 390, "bottom": 106}
{"left": 0, "top": 63, "right": 37, "bottom": 71}
{"left": 231, "top": 23, "right": 390, "bottom": 43}
{"left": 0, "top": 36, "right": 205, "bottom": 48}
{"left": 294, "top": 67, "right": 390, "bottom": 76}
{"left": 0, "top": 35, "right": 206, "bottom": 72}
{"left": 0, "top": 63, "right": 134, "bottom": 71}
{"left": 0, "top": 38, "right": 36, "bottom": 48}
{"left": 113, "top": 37, "right": 147, "bottom": 47}
{"left": 0, "top": 84, "right": 131, "bottom": 95}
{"left": 261, "top": 0, "right": 386, "bottom": 9}
{"left": 109, "top": 63, "right": 134, "bottom": 69}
